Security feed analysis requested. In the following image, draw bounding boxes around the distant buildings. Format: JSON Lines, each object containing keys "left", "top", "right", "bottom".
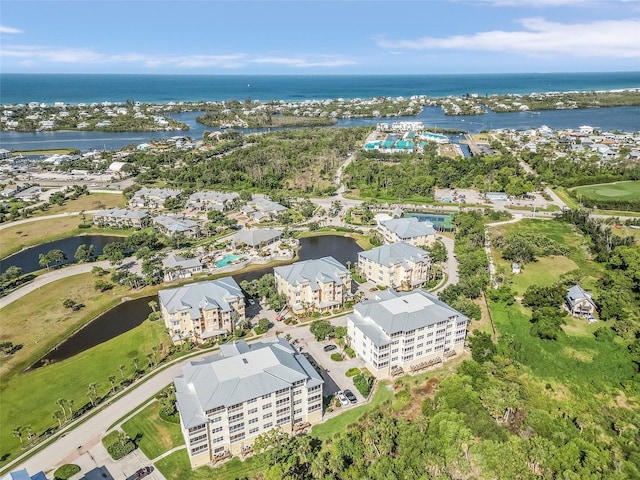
{"left": 347, "top": 289, "right": 468, "bottom": 377}
{"left": 158, "top": 277, "right": 245, "bottom": 343}
{"left": 174, "top": 338, "right": 323, "bottom": 467}
{"left": 274, "top": 256, "right": 351, "bottom": 314}
{"left": 186, "top": 191, "right": 239, "bottom": 212}
{"left": 242, "top": 196, "right": 288, "bottom": 222}
{"left": 358, "top": 242, "right": 431, "bottom": 290}
{"left": 152, "top": 215, "right": 200, "bottom": 238}
{"left": 378, "top": 217, "right": 436, "bottom": 247}
{"left": 129, "top": 187, "right": 182, "bottom": 209}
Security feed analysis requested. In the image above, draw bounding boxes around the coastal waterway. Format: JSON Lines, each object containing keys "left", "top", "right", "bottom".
{"left": 2, "top": 106, "right": 640, "bottom": 152}
{"left": 28, "top": 235, "right": 362, "bottom": 367}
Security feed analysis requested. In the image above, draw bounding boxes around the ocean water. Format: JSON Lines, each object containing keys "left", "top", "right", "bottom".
{"left": 2, "top": 72, "right": 640, "bottom": 105}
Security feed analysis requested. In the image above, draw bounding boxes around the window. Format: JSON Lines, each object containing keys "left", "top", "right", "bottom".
{"left": 249, "top": 417, "right": 258, "bottom": 425}
{"left": 262, "top": 403, "right": 272, "bottom": 410}
{"left": 210, "top": 416, "right": 221, "bottom": 423}
{"left": 308, "top": 403, "right": 321, "bottom": 412}
{"left": 189, "top": 424, "right": 206, "bottom": 433}
{"left": 249, "top": 427, "right": 259, "bottom": 435}
{"left": 229, "top": 422, "right": 245, "bottom": 433}
{"left": 190, "top": 433, "right": 207, "bottom": 445}
{"left": 212, "top": 436, "right": 224, "bottom": 444}
{"left": 276, "top": 407, "right": 290, "bottom": 416}
{"left": 263, "top": 422, "right": 273, "bottom": 429}
{"left": 191, "top": 444, "right": 208, "bottom": 455}
{"left": 416, "top": 343, "right": 423, "bottom": 349}
{"left": 229, "top": 413, "right": 243, "bottom": 422}
{"left": 417, "top": 335, "right": 424, "bottom": 340}
{"left": 262, "top": 393, "right": 272, "bottom": 400}
{"left": 247, "top": 398, "right": 257, "bottom": 404}
{"left": 263, "top": 413, "right": 273, "bottom": 419}
{"left": 230, "top": 432, "right": 245, "bottom": 443}
{"left": 277, "top": 416, "right": 290, "bottom": 425}
{"left": 294, "top": 408, "right": 302, "bottom": 415}
{"left": 248, "top": 408, "right": 258, "bottom": 415}
{"left": 211, "top": 426, "right": 223, "bottom": 434}
{"left": 294, "top": 399, "right": 302, "bottom": 405}
{"left": 276, "top": 397, "right": 289, "bottom": 406}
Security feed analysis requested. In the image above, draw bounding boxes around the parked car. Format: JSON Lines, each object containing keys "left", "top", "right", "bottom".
{"left": 344, "top": 389, "right": 357, "bottom": 404}
{"left": 323, "top": 344, "right": 337, "bottom": 352}
{"left": 336, "top": 391, "right": 349, "bottom": 407}
{"left": 134, "top": 467, "right": 153, "bottom": 479}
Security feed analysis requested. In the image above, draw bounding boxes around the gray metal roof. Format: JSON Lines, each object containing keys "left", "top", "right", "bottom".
{"left": 152, "top": 215, "right": 199, "bottom": 232}
{"left": 174, "top": 338, "right": 324, "bottom": 428}
{"left": 161, "top": 254, "right": 202, "bottom": 270}
{"left": 92, "top": 207, "right": 149, "bottom": 220}
{"left": 350, "top": 289, "right": 468, "bottom": 347}
{"left": 566, "top": 284, "right": 595, "bottom": 308}
{"left": 274, "top": 256, "right": 348, "bottom": 291}
{"left": 158, "top": 277, "right": 243, "bottom": 319}
{"left": 232, "top": 228, "right": 283, "bottom": 248}
{"left": 380, "top": 217, "right": 435, "bottom": 239}
{"left": 359, "top": 241, "right": 430, "bottom": 267}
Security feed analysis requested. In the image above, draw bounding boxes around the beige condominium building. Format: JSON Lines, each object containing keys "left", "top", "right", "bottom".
{"left": 158, "top": 277, "right": 245, "bottom": 344}
{"left": 378, "top": 217, "right": 436, "bottom": 247}
{"left": 174, "top": 338, "right": 324, "bottom": 468}
{"left": 347, "top": 289, "right": 468, "bottom": 378}
{"left": 358, "top": 241, "right": 431, "bottom": 290}
{"left": 274, "top": 256, "right": 352, "bottom": 315}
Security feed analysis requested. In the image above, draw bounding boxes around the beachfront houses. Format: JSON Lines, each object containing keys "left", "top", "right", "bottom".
{"left": 565, "top": 284, "right": 597, "bottom": 317}
{"left": 186, "top": 191, "right": 239, "bottom": 212}
{"left": 347, "top": 289, "right": 468, "bottom": 378}
{"left": 358, "top": 242, "right": 431, "bottom": 290}
{"left": 92, "top": 207, "right": 151, "bottom": 229}
{"left": 129, "top": 187, "right": 182, "bottom": 210}
{"left": 158, "top": 277, "right": 245, "bottom": 344}
{"left": 378, "top": 217, "right": 436, "bottom": 247}
{"left": 274, "top": 256, "right": 351, "bottom": 315}
{"left": 174, "top": 338, "right": 324, "bottom": 468}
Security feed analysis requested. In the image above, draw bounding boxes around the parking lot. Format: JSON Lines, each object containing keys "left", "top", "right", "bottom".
{"left": 267, "top": 315, "right": 369, "bottom": 407}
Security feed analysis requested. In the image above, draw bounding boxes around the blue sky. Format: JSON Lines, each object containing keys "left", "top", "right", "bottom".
{"left": 1, "top": 0, "right": 639, "bottom": 74}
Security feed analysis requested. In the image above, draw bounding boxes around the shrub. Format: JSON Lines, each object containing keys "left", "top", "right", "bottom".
{"left": 353, "top": 372, "right": 374, "bottom": 397}
{"left": 331, "top": 353, "right": 343, "bottom": 361}
{"left": 344, "top": 347, "right": 355, "bottom": 358}
{"left": 78, "top": 223, "right": 92, "bottom": 229}
{"left": 345, "top": 367, "right": 361, "bottom": 377}
{"left": 104, "top": 432, "right": 136, "bottom": 460}
{"left": 54, "top": 464, "right": 80, "bottom": 480}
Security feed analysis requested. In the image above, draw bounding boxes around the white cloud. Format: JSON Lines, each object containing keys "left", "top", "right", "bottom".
{"left": 376, "top": 18, "right": 640, "bottom": 58}
{"left": 0, "top": 25, "right": 23, "bottom": 34}
{"left": 253, "top": 55, "right": 357, "bottom": 68}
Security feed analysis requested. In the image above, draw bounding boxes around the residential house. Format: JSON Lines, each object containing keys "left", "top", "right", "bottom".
{"left": 274, "top": 256, "right": 352, "bottom": 314}
{"left": 358, "top": 242, "right": 431, "bottom": 290}
{"left": 565, "top": 284, "right": 596, "bottom": 317}
{"left": 347, "top": 289, "right": 468, "bottom": 377}
{"left": 158, "top": 277, "right": 245, "bottom": 343}
{"left": 129, "top": 187, "right": 182, "bottom": 210}
{"left": 242, "top": 196, "right": 287, "bottom": 222}
{"left": 152, "top": 215, "right": 200, "bottom": 239}
{"left": 186, "top": 191, "right": 239, "bottom": 212}
{"left": 174, "top": 338, "right": 323, "bottom": 467}
{"left": 92, "top": 208, "right": 150, "bottom": 228}
{"left": 162, "top": 254, "right": 204, "bottom": 281}
{"left": 378, "top": 217, "right": 436, "bottom": 247}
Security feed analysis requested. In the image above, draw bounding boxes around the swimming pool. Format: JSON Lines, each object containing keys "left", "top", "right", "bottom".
{"left": 215, "top": 254, "right": 245, "bottom": 267}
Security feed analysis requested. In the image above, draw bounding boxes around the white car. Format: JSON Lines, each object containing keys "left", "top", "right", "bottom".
{"left": 336, "top": 391, "right": 349, "bottom": 407}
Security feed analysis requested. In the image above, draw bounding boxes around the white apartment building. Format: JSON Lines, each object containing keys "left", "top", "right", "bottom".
{"left": 274, "top": 256, "right": 351, "bottom": 314}
{"left": 129, "top": 187, "right": 182, "bottom": 209}
{"left": 158, "top": 277, "right": 245, "bottom": 344}
{"left": 347, "top": 289, "right": 468, "bottom": 377}
{"left": 174, "top": 338, "right": 324, "bottom": 468}
{"left": 91, "top": 207, "right": 150, "bottom": 228}
{"left": 358, "top": 242, "right": 431, "bottom": 290}
{"left": 378, "top": 217, "right": 436, "bottom": 247}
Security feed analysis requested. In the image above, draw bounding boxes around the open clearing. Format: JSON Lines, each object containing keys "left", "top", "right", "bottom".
{"left": 572, "top": 180, "right": 640, "bottom": 201}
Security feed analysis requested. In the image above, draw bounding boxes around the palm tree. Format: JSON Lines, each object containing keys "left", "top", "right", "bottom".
{"left": 132, "top": 357, "right": 139, "bottom": 373}
{"left": 66, "top": 399, "right": 75, "bottom": 418}
{"left": 118, "top": 364, "right": 126, "bottom": 381}
{"left": 148, "top": 300, "right": 158, "bottom": 312}
{"left": 109, "top": 375, "right": 117, "bottom": 394}
{"left": 25, "top": 425, "right": 35, "bottom": 441}
{"left": 12, "top": 426, "right": 24, "bottom": 447}
{"left": 56, "top": 398, "right": 68, "bottom": 421}
{"left": 53, "top": 410, "right": 64, "bottom": 427}
{"left": 87, "top": 383, "right": 100, "bottom": 407}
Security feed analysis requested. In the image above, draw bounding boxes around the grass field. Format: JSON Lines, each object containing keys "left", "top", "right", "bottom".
{"left": 33, "top": 192, "right": 126, "bottom": 217}
{"left": 0, "top": 319, "right": 168, "bottom": 467}
{"left": 571, "top": 181, "right": 640, "bottom": 201}
{"left": 121, "top": 402, "right": 183, "bottom": 460}
{"left": 156, "top": 450, "right": 267, "bottom": 480}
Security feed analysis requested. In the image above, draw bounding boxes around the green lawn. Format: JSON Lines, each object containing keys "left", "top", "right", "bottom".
{"left": 311, "top": 381, "right": 393, "bottom": 441}
{"left": 156, "top": 449, "right": 268, "bottom": 480}
{"left": 490, "top": 302, "right": 636, "bottom": 391}
{"left": 121, "top": 402, "right": 184, "bottom": 460}
{"left": 0, "top": 320, "right": 169, "bottom": 468}
{"left": 572, "top": 180, "right": 640, "bottom": 201}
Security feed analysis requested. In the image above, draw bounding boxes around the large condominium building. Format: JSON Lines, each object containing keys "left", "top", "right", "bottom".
{"left": 158, "top": 277, "right": 245, "bottom": 344}
{"left": 274, "top": 256, "right": 352, "bottom": 314}
{"left": 174, "top": 338, "right": 324, "bottom": 468}
{"left": 129, "top": 187, "right": 182, "bottom": 209}
{"left": 347, "top": 289, "right": 468, "bottom": 377}
{"left": 358, "top": 241, "right": 431, "bottom": 290}
{"left": 378, "top": 217, "right": 436, "bottom": 247}
{"left": 186, "top": 191, "right": 239, "bottom": 212}
{"left": 91, "top": 207, "right": 150, "bottom": 229}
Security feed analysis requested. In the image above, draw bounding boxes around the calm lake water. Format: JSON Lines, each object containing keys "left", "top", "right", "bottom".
{"left": 0, "top": 234, "right": 124, "bottom": 275}
{"left": 30, "top": 235, "right": 361, "bottom": 367}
